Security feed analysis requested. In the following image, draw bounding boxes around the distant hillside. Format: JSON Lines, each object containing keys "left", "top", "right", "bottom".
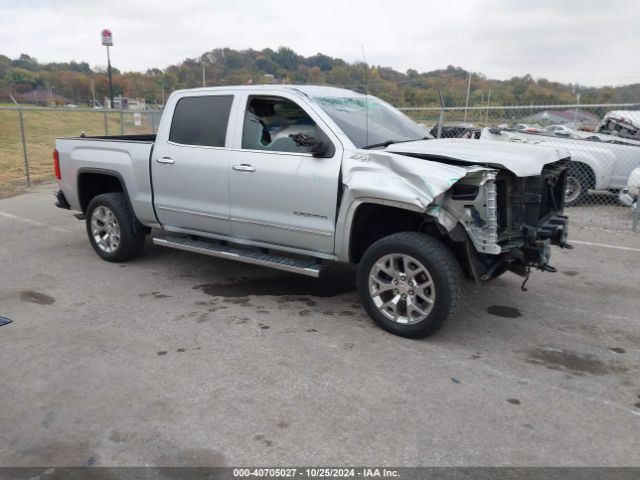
{"left": 1, "top": 47, "right": 639, "bottom": 107}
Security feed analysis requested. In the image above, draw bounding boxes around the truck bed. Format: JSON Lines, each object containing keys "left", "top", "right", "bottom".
{"left": 55, "top": 135, "right": 158, "bottom": 226}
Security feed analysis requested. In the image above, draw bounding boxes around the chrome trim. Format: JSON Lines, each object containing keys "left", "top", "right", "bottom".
{"left": 166, "top": 139, "right": 230, "bottom": 150}
{"left": 165, "top": 139, "right": 314, "bottom": 157}
{"left": 231, "top": 148, "right": 314, "bottom": 157}
{"left": 232, "top": 164, "right": 256, "bottom": 172}
{"left": 161, "top": 225, "right": 337, "bottom": 261}
{"left": 156, "top": 206, "right": 228, "bottom": 221}
{"left": 231, "top": 216, "right": 333, "bottom": 237}
{"left": 153, "top": 237, "right": 322, "bottom": 278}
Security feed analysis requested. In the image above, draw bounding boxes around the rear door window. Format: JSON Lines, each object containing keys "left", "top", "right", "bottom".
{"left": 169, "top": 95, "right": 233, "bottom": 147}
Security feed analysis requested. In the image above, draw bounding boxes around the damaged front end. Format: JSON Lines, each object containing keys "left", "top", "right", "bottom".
{"left": 432, "top": 159, "right": 572, "bottom": 282}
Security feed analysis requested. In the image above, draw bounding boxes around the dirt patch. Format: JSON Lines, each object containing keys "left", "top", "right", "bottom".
{"left": 139, "top": 291, "right": 171, "bottom": 299}
{"left": 487, "top": 305, "right": 522, "bottom": 318}
{"left": 254, "top": 434, "right": 274, "bottom": 447}
{"left": 562, "top": 271, "right": 580, "bottom": 277}
{"left": 278, "top": 296, "right": 318, "bottom": 307}
{"left": 525, "top": 347, "right": 628, "bottom": 376}
{"left": 20, "top": 290, "right": 55, "bottom": 305}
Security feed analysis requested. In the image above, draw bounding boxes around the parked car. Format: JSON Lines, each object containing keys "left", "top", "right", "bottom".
{"left": 543, "top": 125, "right": 581, "bottom": 138}
{"left": 481, "top": 127, "right": 640, "bottom": 205}
{"left": 53, "top": 85, "right": 571, "bottom": 338}
{"left": 511, "top": 124, "right": 542, "bottom": 133}
{"left": 429, "top": 124, "right": 481, "bottom": 139}
{"left": 596, "top": 111, "right": 640, "bottom": 141}
{"left": 619, "top": 167, "right": 640, "bottom": 211}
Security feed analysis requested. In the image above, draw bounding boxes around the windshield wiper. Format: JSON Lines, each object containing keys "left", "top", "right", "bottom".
{"left": 361, "top": 137, "right": 430, "bottom": 149}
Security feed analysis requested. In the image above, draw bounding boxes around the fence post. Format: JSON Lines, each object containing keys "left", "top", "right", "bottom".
{"left": 10, "top": 95, "right": 31, "bottom": 188}
{"left": 103, "top": 110, "right": 108, "bottom": 135}
{"left": 119, "top": 104, "right": 124, "bottom": 135}
{"left": 436, "top": 90, "right": 444, "bottom": 139}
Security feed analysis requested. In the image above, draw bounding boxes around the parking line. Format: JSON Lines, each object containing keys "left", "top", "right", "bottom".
{"left": 570, "top": 240, "right": 640, "bottom": 253}
{"left": 0, "top": 210, "right": 72, "bottom": 233}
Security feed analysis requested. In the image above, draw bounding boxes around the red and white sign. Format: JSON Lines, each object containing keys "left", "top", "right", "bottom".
{"left": 101, "top": 29, "right": 113, "bottom": 46}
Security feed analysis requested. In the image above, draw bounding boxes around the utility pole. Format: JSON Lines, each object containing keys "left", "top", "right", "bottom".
{"left": 486, "top": 90, "right": 491, "bottom": 124}
{"left": 91, "top": 79, "right": 96, "bottom": 107}
{"left": 463, "top": 71, "right": 472, "bottom": 123}
{"left": 101, "top": 29, "right": 114, "bottom": 108}
{"left": 202, "top": 64, "right": 206, "bottom": 87}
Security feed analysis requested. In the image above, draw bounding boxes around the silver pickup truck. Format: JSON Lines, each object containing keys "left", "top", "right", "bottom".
{"left": 54, "top": 85, "right": 571, "bottom": 338}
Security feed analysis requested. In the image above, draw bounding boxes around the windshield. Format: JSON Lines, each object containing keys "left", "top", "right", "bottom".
{"left": 313, "top": 94, "right": 431, "bottom": 148}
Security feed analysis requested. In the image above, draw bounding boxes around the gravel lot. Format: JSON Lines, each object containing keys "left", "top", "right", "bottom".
{"left": 1, "top": 186, "right": 639, "bottom": 467}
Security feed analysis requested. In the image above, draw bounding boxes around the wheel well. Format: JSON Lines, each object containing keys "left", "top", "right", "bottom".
{"left": 78, "top": 172, "right": 124, "bottom": 213}
{"left": 349, "top": 204, "right": 438, "bottom": 263}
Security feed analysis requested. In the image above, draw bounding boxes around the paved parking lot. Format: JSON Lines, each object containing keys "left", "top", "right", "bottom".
{"left": 1, "top": 186, "right": 639, "bottom": 467}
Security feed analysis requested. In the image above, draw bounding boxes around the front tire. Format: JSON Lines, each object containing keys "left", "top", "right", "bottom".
{"left": 86, "top": 192, "right": 146, "bottom": 262}
{"left": 565, "top": 163, "right": 594, "bottom": 206}
{"left": 357, "top": 232, "right": 464, "bottom": 338}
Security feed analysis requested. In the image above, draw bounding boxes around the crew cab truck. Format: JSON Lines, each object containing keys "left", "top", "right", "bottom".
{"left": 54, "top": 85, "right": 571, "bottom": 338}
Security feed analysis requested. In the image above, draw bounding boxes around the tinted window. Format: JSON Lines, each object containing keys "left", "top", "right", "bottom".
{"left": 242, "top": 96, "right": 319, "bottom": 153}
{"left": 169, "top": 95, "right": 233, "bottom": 147}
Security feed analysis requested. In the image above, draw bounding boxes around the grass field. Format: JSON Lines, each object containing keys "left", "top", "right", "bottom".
{"left": 0, "top": 107, "right": 157, "bottom": 190}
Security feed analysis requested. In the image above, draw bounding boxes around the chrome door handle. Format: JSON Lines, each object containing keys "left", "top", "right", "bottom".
{"left": 232, "top": 164, "right": 256, "bottom": 172}
{"left": 156, "top": 157, "right": 175, "bottom": 164}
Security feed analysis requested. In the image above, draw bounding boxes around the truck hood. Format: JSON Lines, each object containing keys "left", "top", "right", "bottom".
{"left": 386, "top": 138, "right": 569, "bottom": 177}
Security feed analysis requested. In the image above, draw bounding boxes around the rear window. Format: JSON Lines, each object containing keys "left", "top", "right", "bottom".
{"left": 169, "top": 95, "right": 233, "bottom": 147}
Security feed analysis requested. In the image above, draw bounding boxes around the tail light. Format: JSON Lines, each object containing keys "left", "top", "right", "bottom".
{"left": 53, "top": 149, "right": 61, "bottom": 179}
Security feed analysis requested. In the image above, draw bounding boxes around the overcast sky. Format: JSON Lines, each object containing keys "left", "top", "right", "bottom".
{"left": 1, "top": 0, "right": 638, "bottom": 87}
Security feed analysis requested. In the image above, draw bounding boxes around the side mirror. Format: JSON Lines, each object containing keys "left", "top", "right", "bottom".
{"left": 311, "top": 140, "right": 330, "bottom": 157}
{"left": 289, "top": 132, "right": 333, "bottom": 157}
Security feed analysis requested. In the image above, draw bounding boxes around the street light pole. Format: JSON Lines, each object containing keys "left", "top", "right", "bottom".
{"left": 106, "top": 45, "right": 114, "bottom": 109}
{"left": 101, "top": 29, "right": 114, "bottom": 108}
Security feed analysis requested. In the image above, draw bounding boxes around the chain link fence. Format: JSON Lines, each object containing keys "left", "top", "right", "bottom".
{"left": 0, "top": 98, "right": 638, "bottom": 231}
{"left": 401, "top": 102, "right": 640, "bottom": 232}
{"left": 0, "top": 102, "right": 161, "bottom": 195}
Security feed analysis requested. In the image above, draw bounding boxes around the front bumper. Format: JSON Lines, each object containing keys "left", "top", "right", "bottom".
{"left": 471, "top": 212, "right": 571, "bottom": 281}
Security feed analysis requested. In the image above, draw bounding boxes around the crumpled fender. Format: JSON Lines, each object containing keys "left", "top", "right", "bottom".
{"left": 343, "top": 150, "right": 471, "bottom": 206}
{"left": 333, "top": 150, "right": 490, "bottom": 260}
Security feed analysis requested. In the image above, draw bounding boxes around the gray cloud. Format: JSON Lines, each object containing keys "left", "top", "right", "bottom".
{"left": 1, "top": 0, "right": 638, "bottom": 86}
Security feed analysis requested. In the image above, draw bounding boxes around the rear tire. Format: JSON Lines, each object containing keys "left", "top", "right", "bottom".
{"left": 357, "top": 232, "right": 464, "bottom": 338}
{"left": 86, "top": 193, "right": 146, "bottom": 262}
